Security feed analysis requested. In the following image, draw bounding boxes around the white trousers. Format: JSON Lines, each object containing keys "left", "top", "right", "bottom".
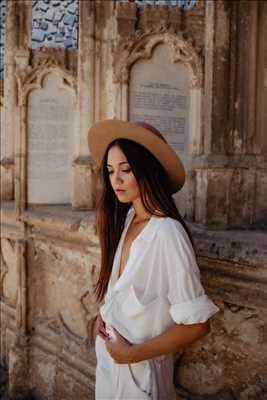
{"left": 95, "top": 334, "right": 177, "bottom": 400}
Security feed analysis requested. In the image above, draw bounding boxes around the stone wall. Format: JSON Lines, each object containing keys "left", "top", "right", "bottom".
{"left": 0, "top": 1, "right": 266, "bottom": 399}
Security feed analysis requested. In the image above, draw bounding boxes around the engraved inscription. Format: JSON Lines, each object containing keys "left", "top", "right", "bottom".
{"left": 27, "top": 72, "right": 74, "bottom": 203}
{"left": 129, "top": 45, "right": 190, "bottom": 154}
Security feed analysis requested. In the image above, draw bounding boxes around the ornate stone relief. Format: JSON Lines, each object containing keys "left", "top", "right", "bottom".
{"left": 31, "top": 241, "right": 98, "bottom": 346}
{"left": 0, "top": 238, "right": 17, "bottom": 305}
{"left": 16, "top": 58, "right": 77, "bottom": 106}
{"left": 32, "top": 288, "right": 98, "bottom": 347}
{"left": 113, "top": 31, "right": 202, "bottom": 88}
{"left": 0, "top": 251, "right": 8, "bottom": 299}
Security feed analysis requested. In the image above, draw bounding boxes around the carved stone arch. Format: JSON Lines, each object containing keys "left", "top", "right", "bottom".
{"left": 16, "top": 61, "right": 77, "bottom": 107}
{"left": 113, "top": 31, "right": 202, "bottom": 88}
{"left": 113, "top": 31, "right": 203, "bottom": 219}
{"left": 15, "top": 62, "right": 78, "bottom": 213}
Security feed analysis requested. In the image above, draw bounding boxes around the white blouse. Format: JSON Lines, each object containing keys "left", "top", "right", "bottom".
{"left": 100, "top": 207, "right": 219, "bottom": 344}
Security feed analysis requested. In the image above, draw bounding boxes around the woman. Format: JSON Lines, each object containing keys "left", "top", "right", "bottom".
{"left": 88, "top": 120, "right": 219, "bottom": 399}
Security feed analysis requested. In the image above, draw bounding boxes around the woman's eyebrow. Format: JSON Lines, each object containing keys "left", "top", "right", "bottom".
{"left": 107, "top": 161, "right": 129, "bottom": 167}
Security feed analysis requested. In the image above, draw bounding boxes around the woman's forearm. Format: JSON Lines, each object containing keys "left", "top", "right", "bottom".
{"left": 130, "top": 320, "right": 210, "bottom": 363}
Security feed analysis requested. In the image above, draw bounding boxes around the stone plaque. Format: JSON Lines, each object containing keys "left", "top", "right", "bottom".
{"left": 129, "top": 44, "right": 190, "bottom": 156}
{"left": 27, "top": 72, "right": 75, "bottom": 203}
{"left": 129, "top": 45, "right": 191, "bottom": 216}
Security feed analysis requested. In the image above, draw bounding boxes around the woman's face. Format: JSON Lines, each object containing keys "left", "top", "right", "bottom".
{"left": 107, "top": 145, "right": 140, "bottom": 203}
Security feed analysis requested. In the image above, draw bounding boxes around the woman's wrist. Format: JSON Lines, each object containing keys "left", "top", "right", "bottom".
{"left": 129, "top": 343, "right": 142, "bottom": 363}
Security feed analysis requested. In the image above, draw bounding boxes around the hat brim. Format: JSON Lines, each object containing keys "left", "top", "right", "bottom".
{"left": 88, "top": 119, "right": 185, "bottom": 194}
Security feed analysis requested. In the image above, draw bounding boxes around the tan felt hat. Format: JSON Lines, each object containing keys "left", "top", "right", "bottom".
{"left": 88, "top": 119, "right": 185, "bottom": 193}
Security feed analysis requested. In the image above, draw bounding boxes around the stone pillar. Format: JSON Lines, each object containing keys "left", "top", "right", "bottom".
{"left": 72, "top": 157, "right": 98, "bottom": 210}
{"left": 78, "top": 0, "right": 95, "bottom": 156}
{"left": 113, "top": 1, "right": 137, "bottom": 120}
{"left": 1, "top": 0, "right": 17, "bottom": 201}
{"left": 2, "top": 1, "right": 31, "bottom": 208}
{"left": 255, "top": 0, "right": 267, "bottom": 154}
{"left": 9, "top": 240, "right": 30, "bottom": 399}
{"left": 203, "top": 0, "right": 215, "bottom": 155}
{"left": 72, "top": 1, "right": 97, "bottom": 210}
{"left": 3, "top": 1, "right": 32, "bottom": 396}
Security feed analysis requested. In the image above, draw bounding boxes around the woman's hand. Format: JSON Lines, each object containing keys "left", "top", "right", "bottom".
{"left": 93, "top": 312, "right": 109, "bottom": 341}
{"left": 105, "top": 327, "right": 135, "bottom": 364}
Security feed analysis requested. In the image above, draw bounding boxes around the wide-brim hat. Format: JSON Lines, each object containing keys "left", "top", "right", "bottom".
{"left": 88, "top": 119, "right": 185, "bottom": 193}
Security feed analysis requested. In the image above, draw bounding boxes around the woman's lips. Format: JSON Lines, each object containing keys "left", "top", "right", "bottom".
{"left": 115, "top": 189, "right": 125, "bottom": 193}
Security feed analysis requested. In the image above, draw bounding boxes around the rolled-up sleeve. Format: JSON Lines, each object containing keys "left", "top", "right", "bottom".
{"left": 161, "top": 219, "right": 220, "bottom": 325}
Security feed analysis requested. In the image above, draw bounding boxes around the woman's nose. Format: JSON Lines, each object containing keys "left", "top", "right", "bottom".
{"left": 113, "top": 171, "right": 123, "bottom": 183}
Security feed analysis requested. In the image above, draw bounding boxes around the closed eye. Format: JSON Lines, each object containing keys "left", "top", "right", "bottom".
{"left": 107, "top": 169, "right": 131, "bottom": 174}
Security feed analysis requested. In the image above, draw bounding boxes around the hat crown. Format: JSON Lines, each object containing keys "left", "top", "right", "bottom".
{"left": 134, "top": 121, "right": 167, "bottom": 143}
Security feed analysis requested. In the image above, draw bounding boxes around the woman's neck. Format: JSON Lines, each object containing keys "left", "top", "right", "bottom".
{"left": 132, "top": 198, "right": 152, "bottom": 223}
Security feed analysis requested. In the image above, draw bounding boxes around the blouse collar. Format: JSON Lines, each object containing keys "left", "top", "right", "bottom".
{"left": 126, "top": 206, "right": 165, "bottom": 243}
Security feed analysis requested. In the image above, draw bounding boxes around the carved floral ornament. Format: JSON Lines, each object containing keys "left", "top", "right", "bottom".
{"left": 113, "top": 31, "right": 202, "bottom": 88}
{"left": 16, "top": 59, "right": 77, "bottom": 107}
{"left": 0, "top": 238, "right": 17, "bottom": 303}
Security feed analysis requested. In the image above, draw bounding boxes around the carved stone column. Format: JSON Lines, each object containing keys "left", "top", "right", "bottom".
{"left": 8, "top": 239, "right": 30, "bottom": 399}
{"left": 1, "top": 0, "right": 17, "bottom": 201}
{"left": 72, "top": 157, "right": 98, "bottom": 210}
{"left": 72, "top": 0, "right": 97, "bottom": 210}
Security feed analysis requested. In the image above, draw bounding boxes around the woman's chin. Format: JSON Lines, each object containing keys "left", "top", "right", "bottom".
{"left": 117, "top": 198, "right": 130, "bottom": 203}
{"left": 116, "top": 193, "right": 131, "bottom": 203}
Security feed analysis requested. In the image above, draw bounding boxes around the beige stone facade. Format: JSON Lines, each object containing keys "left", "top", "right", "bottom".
{"left": 0, "top": 1, "right": 266, "bottom": 399}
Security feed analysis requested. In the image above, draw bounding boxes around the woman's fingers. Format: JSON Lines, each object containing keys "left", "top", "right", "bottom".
{"left": 94, "top": 313, "right": 109, "bottom": 339}
{"left": 99, "top": 320, "right": 105, "bottom": 329}
{"left": 99, "top": 325, "right": 109, "bottom": 338}
{"left": 97, "top": 318, "right": 109, "bottom": 338}
{"left": 98, "top": 331, "right": 108, "bottom": 340}
{"left": 97, "top": 319, "right": 105, "bottom": 331}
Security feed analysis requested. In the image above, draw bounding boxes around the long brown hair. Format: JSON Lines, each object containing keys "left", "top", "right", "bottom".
{"left": 93, "top": 138, "right": 194, "bottom": 302}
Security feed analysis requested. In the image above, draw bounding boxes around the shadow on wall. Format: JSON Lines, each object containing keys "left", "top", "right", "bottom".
{"left": 0, "top": 365, "right": 8, "bottom": 399}
{"left": 0, "top": 365, "right": 33, "bottom": 400}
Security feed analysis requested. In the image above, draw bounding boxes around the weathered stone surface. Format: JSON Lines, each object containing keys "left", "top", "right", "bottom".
{"left": 28, "top": 240, "right": 99, "bottom": 338}
{"left": 254, "top": 169, "right": 267, "bottom": 227}
{"left": 183, "top": 0, "right": 205, "bottom": 53}
{"left": 228, "top": 168, "right": 255, "bottom": 228}
{"left": 116, "top": 2, "right": 137, "bottom": 40}
{"left": 195, "top": 167, "right": 267, "bottom": 228}
{"left": 0, "top": 0, "right": 267, "bottom": 399}
{"left": 139, "top": 4, "right": 169, "bottom": 32}
{"left": 71, "top": 157, "right": 97, "bottom": 210}
{"left": 0, "top": 160, "right": 14, "bottom": 201}
{"left": 176, "top": 301, "right": 267, "bottom": 399}
{"left": 0, "top": 238, "right": 17, "bottom": 305}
